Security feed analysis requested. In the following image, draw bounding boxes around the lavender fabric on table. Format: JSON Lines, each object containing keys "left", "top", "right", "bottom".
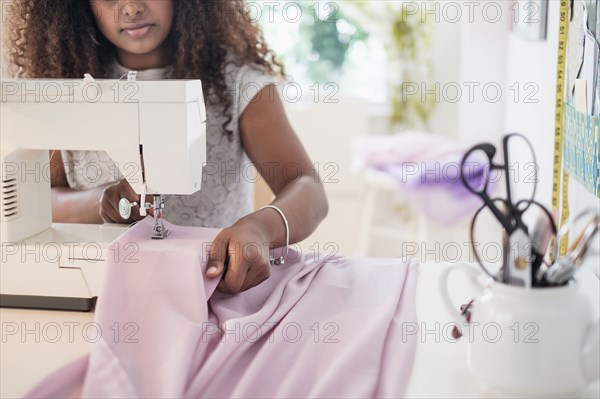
{"left": 26, "top": 218, "right": 419, "bottom": 399}
{"left": 354, "top": 131, "right": 491, "bottom": 225}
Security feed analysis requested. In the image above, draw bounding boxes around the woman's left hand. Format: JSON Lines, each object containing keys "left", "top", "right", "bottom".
{"left": 206, "top": 218, "right": 272, "bottom": 294}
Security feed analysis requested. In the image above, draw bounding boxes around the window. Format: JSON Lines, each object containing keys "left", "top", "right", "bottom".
{"left": 251, "top": 1, "right": 389, "bottom": 104}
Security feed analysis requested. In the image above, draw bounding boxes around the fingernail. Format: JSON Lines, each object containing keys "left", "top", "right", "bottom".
{"left": 207, "top": 266, "right": 218, "bottom": 276}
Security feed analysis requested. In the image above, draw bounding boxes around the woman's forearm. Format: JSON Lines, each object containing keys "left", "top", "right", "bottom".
{"left": 241, "top": 175, "right": 328, "bottom": 248}
{"left": 51, "top": 185, "right": 108, "bottom": 224}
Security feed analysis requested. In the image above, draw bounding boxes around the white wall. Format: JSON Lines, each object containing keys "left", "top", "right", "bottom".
{"left": 503, "top": 0, "right": 559, "bottom": 209}
{"left": 286, "top": 98, "right": 369, "bottom": 257}
{"left": 427, "top": 13, "right": 461, "bottom": 138}
{"left": 410, "top": 1, "right": 599, "bottom": 262}
{"left": 501, "top": 0, "right": 598, "bottom": 278}
{"left": 457, "top": 1, "right": 510, "bottom": 145}
{"left": 449, "top": 0, "right": 596, "bottom": 215}
{"left": 503, "top": 0, "right": 598, "bottom": 217}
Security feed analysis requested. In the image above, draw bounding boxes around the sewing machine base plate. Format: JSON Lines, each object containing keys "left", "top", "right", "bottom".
{"left": 0, "top": 294, "right": 96, "bottom": 312}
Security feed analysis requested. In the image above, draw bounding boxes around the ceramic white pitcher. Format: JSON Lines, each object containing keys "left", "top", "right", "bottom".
{"left": 440, "top": 264, "right": 599, "bottom": 397}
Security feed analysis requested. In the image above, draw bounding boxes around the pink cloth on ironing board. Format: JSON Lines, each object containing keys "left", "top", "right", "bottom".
{"left": 26, "top": 218, "right": 418, "bottom": 398}
{"left": 353, "top": 131, "right": 491, "bottom": 225}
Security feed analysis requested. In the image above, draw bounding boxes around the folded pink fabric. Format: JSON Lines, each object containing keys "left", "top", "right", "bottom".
{"left": 353, "top": 131, "right": 491, "bottom": 225}
{"left": 26, "top": 218, "right": 419, "bottom": 398}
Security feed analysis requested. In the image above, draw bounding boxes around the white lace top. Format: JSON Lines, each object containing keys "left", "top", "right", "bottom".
{"left": 62, "top": 59, "right": 278, "bottom": 228}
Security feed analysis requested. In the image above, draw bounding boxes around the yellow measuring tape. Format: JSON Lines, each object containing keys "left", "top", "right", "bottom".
{"left": 552, "top": 0, "right": 570, "bottom": 257}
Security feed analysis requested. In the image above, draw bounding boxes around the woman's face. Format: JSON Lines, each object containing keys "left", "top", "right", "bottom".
{"left": 90, "top": 0, "right": 174, "bottom": 68}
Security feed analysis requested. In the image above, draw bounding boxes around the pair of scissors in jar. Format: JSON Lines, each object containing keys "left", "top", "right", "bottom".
{"left": 536, "top": 209, "right": 600, "bottom": 286}
{"left": 460, "top": 133, "right": 556, "bottom": 287}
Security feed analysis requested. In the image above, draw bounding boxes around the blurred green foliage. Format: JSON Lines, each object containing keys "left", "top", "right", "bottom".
{"left": 388, "top": 7, "right": 435, "bottom": 128}
{"left": 295, "top": 3, "right": 369, "bottom": 82}
{"left": 250, "top": 0, "right": 434, "bottom": 129}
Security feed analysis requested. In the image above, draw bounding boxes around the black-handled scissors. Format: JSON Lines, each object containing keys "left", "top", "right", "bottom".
{"left": 460, "top": 133, "right": 554, "bottom": 286}
{"left": 460, "top": 134, "right": 534, "bottom": 235}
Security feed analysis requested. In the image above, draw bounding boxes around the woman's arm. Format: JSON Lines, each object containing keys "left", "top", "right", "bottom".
{"left": 49, "top": 150, "right": 143, "bottom": 224}
{"left": 239, "top": 84, "right": 329, "bottom": 245}
{"left": 50, "top": 150, "right": 104, "bottom": 224}
{"left": 206, "top": 85, "right": 329, "bottom": 293}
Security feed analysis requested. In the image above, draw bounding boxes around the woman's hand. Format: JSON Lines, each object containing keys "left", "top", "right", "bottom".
{"left": 206, "top": 217, "right": 272, "bottom": 294}
{"left": 99, "top": 179, "right": 149, "bottom": 224}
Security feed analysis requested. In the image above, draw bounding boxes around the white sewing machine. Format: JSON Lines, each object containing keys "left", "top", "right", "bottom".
{"left": 0, "top": 75, "right": 206, "bottom": 311}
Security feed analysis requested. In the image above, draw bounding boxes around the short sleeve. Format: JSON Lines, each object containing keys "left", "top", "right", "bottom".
{"left": 61, "top": 149, "right": 123, "bottom": 190}
{"left": 233, "top": 64, "right": 280, "bottom": 118}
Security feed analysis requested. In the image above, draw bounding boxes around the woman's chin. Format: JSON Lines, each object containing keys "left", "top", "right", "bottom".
{"left": 119, "top": 45, "right": 159, "bottom": 56}
{"left": 115, "top": 43, "right": 166, "bottom": 67}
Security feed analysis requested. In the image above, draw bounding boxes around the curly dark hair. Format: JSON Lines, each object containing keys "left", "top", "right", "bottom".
{"left": 4, "top": 0, "right": 284, "bottom": 138}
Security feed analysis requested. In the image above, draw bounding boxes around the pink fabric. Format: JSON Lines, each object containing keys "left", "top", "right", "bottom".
{"left": 353, "top": 131, "right": 492, "bottom": 225}
{"left": 353, "top": 131, "right": 465, "bottom": 167}
{"left": 26, "top": 218, "right": 418, "bottom": 398}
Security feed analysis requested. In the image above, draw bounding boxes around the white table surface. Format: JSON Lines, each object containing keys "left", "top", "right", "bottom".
{"left": 1, "top": 262, "right": 599, "bottom": 398}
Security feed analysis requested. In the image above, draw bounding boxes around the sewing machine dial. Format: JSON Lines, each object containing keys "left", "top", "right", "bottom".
{"left": 118, "top": 198, "right": 138, "bottom": 220}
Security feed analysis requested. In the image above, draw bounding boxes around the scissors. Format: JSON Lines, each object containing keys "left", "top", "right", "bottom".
{"left": 537, "top": 209, "right": 600, "bottom": 285}
{"left": 460, "top": 133, "right": 556, "bottom": 287}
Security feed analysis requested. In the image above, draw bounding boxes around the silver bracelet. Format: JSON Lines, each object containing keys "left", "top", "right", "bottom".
{"left": 259, "top": 205, "right": 289, "bottom": 265}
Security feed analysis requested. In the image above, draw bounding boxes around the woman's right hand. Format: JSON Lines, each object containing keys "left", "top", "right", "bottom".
{"left": 99, "top": 179, "right": 148, "bottom": 224}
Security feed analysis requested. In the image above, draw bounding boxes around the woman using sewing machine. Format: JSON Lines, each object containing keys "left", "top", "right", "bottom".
{"left": 5, "top": 0, "right": 328, "bottom": 295}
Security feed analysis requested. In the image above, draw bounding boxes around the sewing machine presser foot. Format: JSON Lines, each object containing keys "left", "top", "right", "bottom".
{"left": 149, "top": 195, "right": 170, "bottom": 240}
